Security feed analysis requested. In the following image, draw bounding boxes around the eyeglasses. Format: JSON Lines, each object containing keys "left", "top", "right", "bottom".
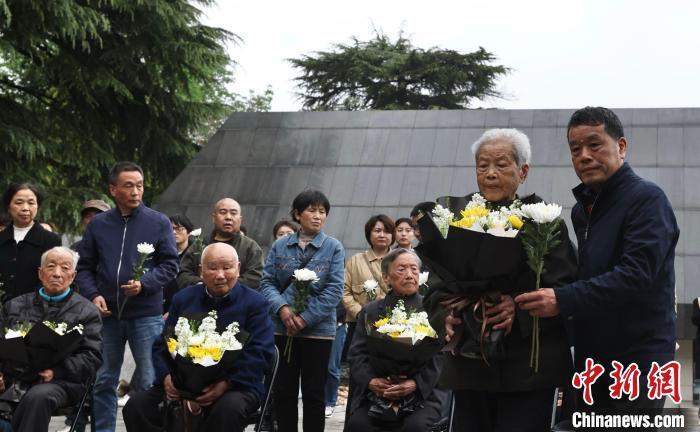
{"left": 172, "top": 226, "right": 187, "bottom": 233}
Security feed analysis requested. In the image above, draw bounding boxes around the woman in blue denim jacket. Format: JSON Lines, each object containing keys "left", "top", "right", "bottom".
{"left": 260, "top": 190, "right": 345, "bottom": 432}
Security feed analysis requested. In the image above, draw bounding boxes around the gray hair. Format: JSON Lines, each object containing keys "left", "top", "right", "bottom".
{"left": 381, "top": 248, "right": 422, "bottom": 274}
{"left": 40, "top": 246, "right": 79, "bottom": 269}
{"left": 471, "top": 128, "right": 531, "bottom": 167}
{"left": 201, "top": 243, "right": 239, "bottom": 265}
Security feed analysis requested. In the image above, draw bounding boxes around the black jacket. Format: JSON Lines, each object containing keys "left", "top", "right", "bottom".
{"left": 348, "top": 290, "right": 448, "bottom": 415}
{"left": 0, "top": 224, "right": 61, "bottom": 302}
{"left": 0, "top": 290, "right": 102, "bottom": 398}
{"left": 555, "top": 163, "right": 679, "bottom": 369}
{"left": 423, "top": 193, "right": 578, "bottom": 392}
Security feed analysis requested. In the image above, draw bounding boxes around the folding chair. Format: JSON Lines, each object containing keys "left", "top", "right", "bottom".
{"left": 248, "top": 345, "right": 280, "bottom": 432}
{"left": 53, "top": 379, "right": 95, "bottom": 432}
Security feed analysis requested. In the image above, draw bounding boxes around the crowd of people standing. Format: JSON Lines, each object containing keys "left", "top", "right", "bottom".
{"left": 0, "top": 106, "right": 680, "bottom": 432}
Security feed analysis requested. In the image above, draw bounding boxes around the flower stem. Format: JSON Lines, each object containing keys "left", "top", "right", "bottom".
{"left": 530, "top": 268, "right": 542, "bottom": 373}
{"left": 284, "top": 336, "right": 293, "bottom": 363}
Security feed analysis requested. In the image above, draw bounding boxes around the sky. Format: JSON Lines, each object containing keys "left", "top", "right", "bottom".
{"left": 201, "top": 0, "right": 700, "bottom": 112}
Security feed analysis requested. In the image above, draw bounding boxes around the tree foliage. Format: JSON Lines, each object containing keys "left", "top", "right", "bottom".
{"left": 0, "top": 0, "right": 270, "bottom": 233}
{"left": 289, "top": 31, "right": 509, "bottom": 111}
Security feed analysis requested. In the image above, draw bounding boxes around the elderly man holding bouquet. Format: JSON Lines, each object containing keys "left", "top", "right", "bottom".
{"left": 123, "top": 243, "right": 274, "bottom": 432}
{"left": 420, "top": 128, "right": 578, "bottom": 432}
{"left": 0, "top": 246, "right": 102, "bottom": 432}
{"left": 346, "top": 248, "right": 448, "bottom": 432}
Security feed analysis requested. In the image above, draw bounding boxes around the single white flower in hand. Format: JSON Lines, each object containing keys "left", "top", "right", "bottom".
{"left": 293, "top": 268, "right": 319, "bottom": 283}
{"left": 419, "top": 272, "right": 429, "bottom": 286}
{"left": 520, "top": 203, "right": 562, "bottom": 224}
{"left": 137, "top": 242, "right": 155, "bottom": 255}
{"left": 190, "top": 228, "right": 202, "bottom": 237}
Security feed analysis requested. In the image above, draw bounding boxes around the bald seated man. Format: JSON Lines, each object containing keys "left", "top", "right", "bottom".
{"left": 177, "top": 198, "right": 264, "bottom": 290}
{"left": 0, "top": 247, "right": 102, "bottom": 432}
{"left": 123, "top": 243, "right": 275, "bottom": 432}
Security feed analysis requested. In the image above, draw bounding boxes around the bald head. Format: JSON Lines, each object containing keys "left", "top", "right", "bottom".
{"left": 201, "top": 242, "right": 239, "bottom": 265}
{"left": 199, "top": 243, "right": 241, "bottom": 296}
{"left": 212, "top": 197, "right": 242, "bottom": 240}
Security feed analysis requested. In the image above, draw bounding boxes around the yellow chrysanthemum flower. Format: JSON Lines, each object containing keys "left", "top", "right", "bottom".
{"left": 450, "top": 207, "right": 489, "bottom": 230}
{"left": 206, "top": 346, "right": 223, "bottom": 361}
{"left": 508, "top": 215, "right": 523, "bottom": 230}
{"left": 167, "top": 338, "right": 177, "bottom": 354}
{"left": 374, "top": 318, "right": 389, "bottom": 328}
{"left": 188, "top": 346, "right": 206, "bottom": 359}
{"left": 389, "top": 331, "right": 402, "bottom": 338}
{"left": 415, "top": 325, "right": 437, "bottom": 337}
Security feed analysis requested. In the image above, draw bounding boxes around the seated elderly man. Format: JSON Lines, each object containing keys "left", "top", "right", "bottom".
{"left": 347, "top": 248, "right": 448, "bottom": 432}
{"left": 123, "top": 243, "right": 274, "bottom": 432}
{"left": 0, "top": 246, "right": 102, "bottom": 432}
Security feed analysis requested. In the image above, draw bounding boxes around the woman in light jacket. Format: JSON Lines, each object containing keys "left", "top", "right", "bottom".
{"left": 260, "top": 190, "right": 345, "bottom": 432}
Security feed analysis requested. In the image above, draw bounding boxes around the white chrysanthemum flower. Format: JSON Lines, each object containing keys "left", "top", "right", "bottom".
{"left": 431, "top": 204, "right": 454, "bottom": 238}
{"left": 5, "top": 329, "right": 23, "bottom": 339}
{"left": 137, "top": 242, "right": 155, "bottom": 255}
{"left": 190, "top": 228, "right": 202, "bottom": 237}
{"left": 520, "top": 203, "right": 562, "bottom": 224}
{"left": 418, "top": 272, "right": 429, "bottom": 286}
{"left": 293, "top": 268, "right": 319, "bottom": 282}
{"left": 363, "top": 279, "right": 378, "bottom": 294}
{"left": 466, "top": 193, "right": 487, "bottom": 209}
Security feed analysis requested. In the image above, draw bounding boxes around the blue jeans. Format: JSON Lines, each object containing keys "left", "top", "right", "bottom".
{"left": 0, "top": 419, "right": 11, "bottom": 432}
{"left": 324, "top": 323, "right": 347, "bottom": 407}
{"left": 93, "top": 315, "right": 163, "bottom": 432}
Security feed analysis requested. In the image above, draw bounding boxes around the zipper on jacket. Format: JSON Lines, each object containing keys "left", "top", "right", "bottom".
{"left": 584, "top": 192, "right": 600, "bottom": 241}
{"left": 115, "top": 217, "right": 129, "bottom": 318}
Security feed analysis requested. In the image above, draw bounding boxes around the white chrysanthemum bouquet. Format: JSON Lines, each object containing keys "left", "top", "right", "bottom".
{"left": 373, "top": 300, "right": 437, "bottom": 345}
{"left": 166, "top": 310, "right": 242, "bottom": 366}
{"left": 441, "top": 193, "right": 524, "bottom": 238}
{"left": 163, "top": 310, "right": 248, "bottom": 398}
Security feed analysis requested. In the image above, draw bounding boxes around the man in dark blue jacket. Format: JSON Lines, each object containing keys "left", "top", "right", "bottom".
{"left": 516, "top": 107, "right": 679, "bottom": 415}
{"left": 122, "top": 242, "right": 274, "bottom": 432}
{"left": 76, "top": 161, "right": 179, "bottom": 432}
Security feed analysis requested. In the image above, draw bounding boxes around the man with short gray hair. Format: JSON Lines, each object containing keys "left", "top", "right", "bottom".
{"left": 0, "top": 246, "right": 102, "bottom": 432}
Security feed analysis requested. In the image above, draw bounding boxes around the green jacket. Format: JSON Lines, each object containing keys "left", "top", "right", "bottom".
{"left": 176, "top": 232, "right": 263, "bottom": 290}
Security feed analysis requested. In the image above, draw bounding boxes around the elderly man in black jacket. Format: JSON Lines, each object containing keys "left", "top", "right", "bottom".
{"left": 0, "top": 246, "right": 102, "bottom": 432}
{"left": 347, "top": 248, "right": 447, "bottom": 432}
{"left": 517, "top": 107, "right": 680, "bottom": 419}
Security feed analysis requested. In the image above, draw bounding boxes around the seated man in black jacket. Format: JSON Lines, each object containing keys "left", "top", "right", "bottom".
{"left": 0, "top": 246, "right": 102, "bottom": 432}
{"left": 347, "top": 248, "right": 448, "bottom": 432}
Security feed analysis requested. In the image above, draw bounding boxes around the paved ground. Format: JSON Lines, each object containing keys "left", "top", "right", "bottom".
{"left": 49, "top": 402, "right": 348, "bottom": 432}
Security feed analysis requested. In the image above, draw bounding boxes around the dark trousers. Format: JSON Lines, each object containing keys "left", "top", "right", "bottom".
{"left": 346, "top": 401, "right": 442, "bottom": 432}
{"left": 122, "top": 386, "right": 257, "bottom": 432}
{"left": 453, "top": 388, "right": 556, "bottom": 432}
{"left": 273, "top": 335, "right": 333, "bottom": 432}
{"left": 342, "top": 321, "right": 357, "bottom": 362}
{"left": 12, "top": 382, "right": 76, "bottom": 432}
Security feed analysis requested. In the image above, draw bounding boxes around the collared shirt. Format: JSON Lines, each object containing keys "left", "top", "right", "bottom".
{"left": 342, "top": 249, "right": 389, "bottom": 322}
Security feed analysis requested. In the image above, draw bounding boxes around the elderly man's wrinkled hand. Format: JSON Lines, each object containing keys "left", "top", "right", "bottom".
{"left": 164, "top": 375, "right": 180, "bottom": 401}
{"left": 0, "top": 372, "right": 5, "bottom": 392}
{"left": 383, "top": 379, "right": 417, "bottom": 400}
{"left": 368, "top": 377, "right": 392, "bottom": 397}
{"left": 196, "top": 380, "right": 230, "bottom": 407}
{"left": 515, "top": 288, "right": 560, "bottom": 318}
{"left": 485, "top": 295, "right": 515, "bottom": 335}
